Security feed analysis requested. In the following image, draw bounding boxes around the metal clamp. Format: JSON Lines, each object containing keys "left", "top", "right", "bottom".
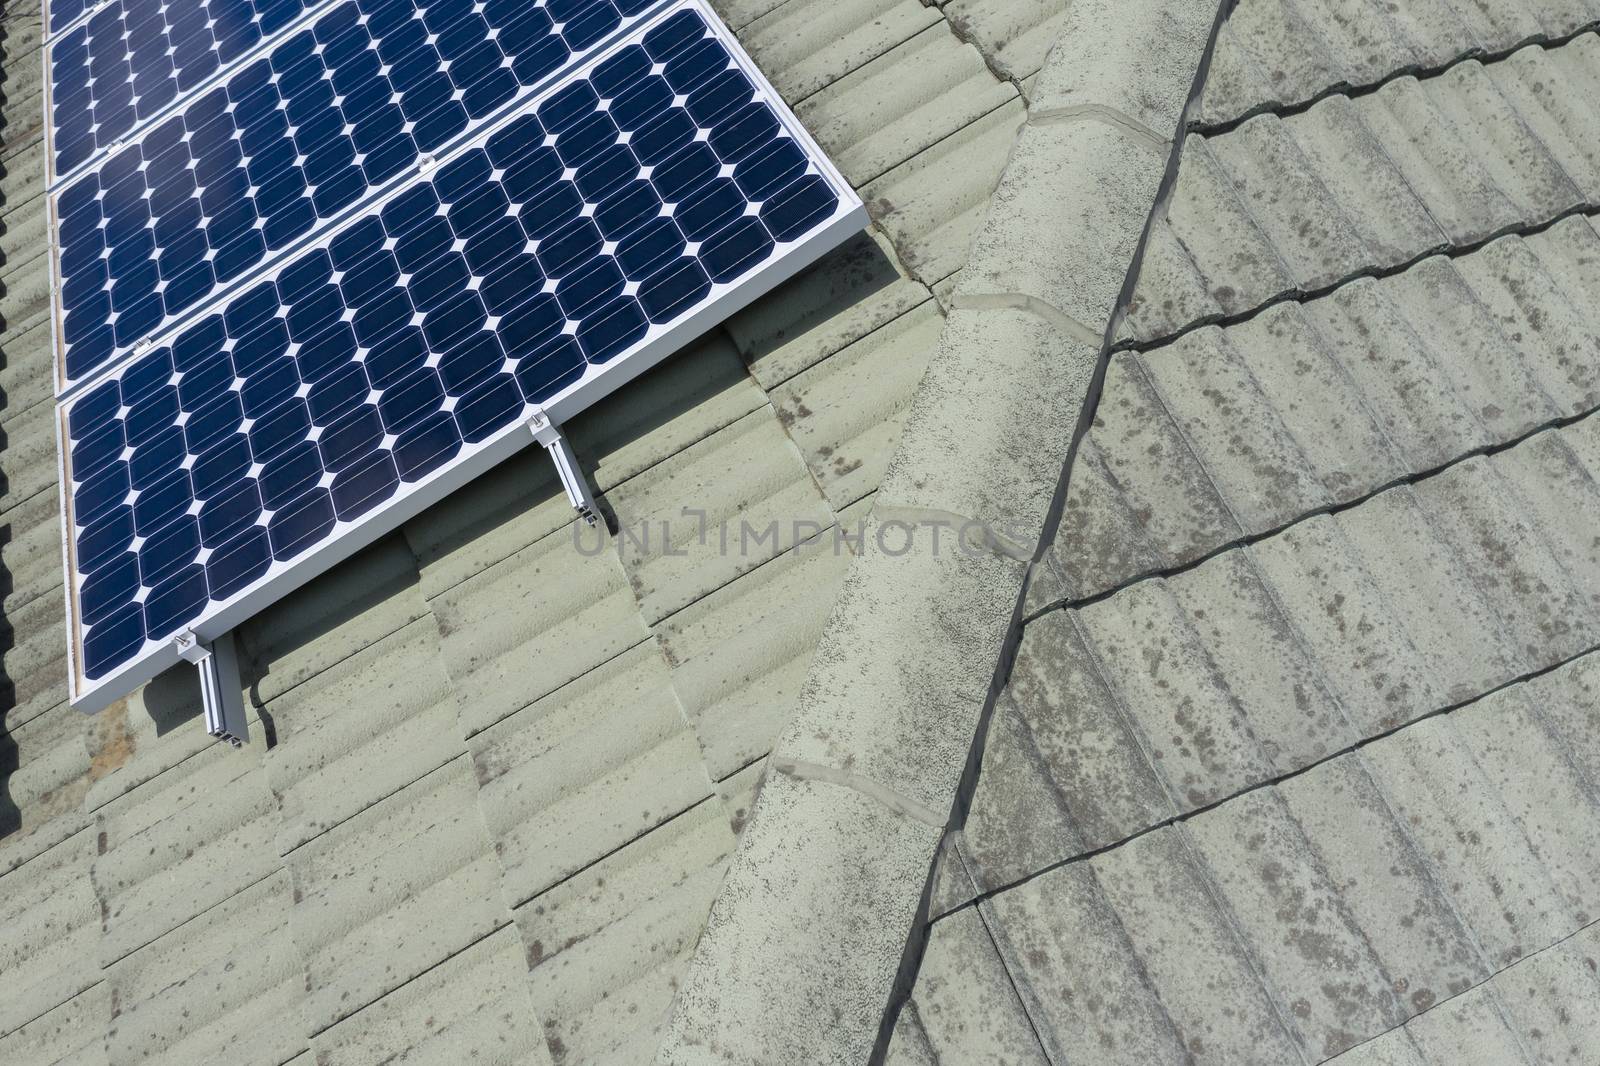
{"left": 528, "top": 410, "right": 598, "bottom": 526}
{"left": 174, "top": 630, "right": 249, "bottom": 748}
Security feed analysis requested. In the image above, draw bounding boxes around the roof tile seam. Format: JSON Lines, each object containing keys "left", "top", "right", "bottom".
{"left": 950, "top": 637, "right": 1600, "bottom": 907}
{"left": 1028, "top": 403, "right": 1600, "bottom": 619}
{"left": 92, "top": 863, "right": 285, "bottom": 972}
{"left": 978, "top": 828, "right": 1191, "bottom": 1066}
{"left": 770, "top": 757, "right": 946, "bottom": 827}
{"left": 1195, "top": 24, "right": 1600, "bottom": 138}
{"left": 1025, "top": 101, "right": 1169, "bottom": 149}
{"left": 0, "top": 978, "right": 106, "bottom": 1045}
{"left": 1110, "top": 199, "right": 1600, "bottom": 358}
{"left": 1166, "top": 795, "right": 1318, "bottom": 1066}
{"left": 653, "top": 2, "right": 1232, "bottom": 1060}
{"left": 1325, "top": 911, "right": 1600, "bottom": 1066}
{"left": 929, "top": 3, "right": 1031, "bottom": 105}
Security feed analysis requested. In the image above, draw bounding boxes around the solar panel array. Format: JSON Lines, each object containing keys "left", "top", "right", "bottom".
{"left": 51, "top": 0, "right": 865, "bottom": 710}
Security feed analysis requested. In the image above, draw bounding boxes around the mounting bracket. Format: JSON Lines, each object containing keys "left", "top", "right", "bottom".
{"left": 173, "top": 630, "right": 250, "bottom": 748}
{"left": 528, "top": 410, "right": 599, "bottom": 526}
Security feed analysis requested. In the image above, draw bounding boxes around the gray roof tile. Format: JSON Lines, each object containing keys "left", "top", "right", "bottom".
{"left": 105, "top": 871, "right": 306, "bottom": 1066}
{"left": 607, "top": 405, "right": 834, "bottom": 625}
{"left": 983, "top": 860, "right": 1192, "bottom": 1065}
{"left": 1403, "top": 983, "right": 1534, "bottom": 1065}
{"left": 470, "top": 638, "right": 713, "bottom": 908}
{"left": 1075, "top": 578, "right": 1280, "bottom": 812}
{"left": 796, "top": 23, "right": 1016, "bottom": 188}
{"left": 1362, "top": 714, "right": 1577, "bottom": 967}
{"left": 92, "top": 739, "right": 280, "bottom": 967}
{"left": 431, "top": 521, "right": 648, "bottom": 738}
{"left": 309, "top": 926, "right": 550, "bottom": 1066}
{"left": 771, "top": 300, "right": 942, "bottom": 511}
{"left": 1277, "top": 756, "right": 1489, "bottom": 1014}
{"left": 654, "top": 537, "right": 853, "bottom": 781}
{"left": 962, "top": 611, "right": 1172, "bottom": 887}
{"left": 1185, "top": 788, "right": 1412, "bottom": 1057}
{"left": 738, "top": 0, "right": 944, "bottom": 102}
{"left": 236, "top": 533, "right": 429, "bottom": 707}
{"left": 287, "top": 756, "right": 505, "bottom": 1034}
{"left": 863, "top": 99, "right": 1027, "bottom": 286}
{"left": 0, "top": 983, "right": 107, "bottom": 1066}
{"left": 728, "top": 229, "right": 932, "bottom": 390}
{"left": 1131, "top": 39, "right": 1600, "bottom": 346}
{"left": 0, "top": 700, "right": 88, "bottom": 875}
{"left": 518, "top": 797, "right": 734, "bottom": 1066}
{"left": 1488, "top": 923, "right": 1600, "bottom": 1065}
{"left": 0, "top": 828, "right": 100, "bottom": 1037}
{"left": 261, "top": 616, "right": 462, "bottom": 853}
{"left": 568, "top": 332, "right": 767, "bottom": 496}
{"left": 1064, "top": 219, "right": 1600, "bottom": 603}
{"left": 942, "top": 0, "right": 1074, "bottom": 84}
{"left": 1197, "top": 0, "right": 1600, "bottom": 128}
{"left": 0, "top": 403, "right": 59, "bottom": 517}
{"left": 1091, "top": 826, "right": 1305, "bottom": 1063}
{"left": 889, "top": 904, "right": 1049, "bottom": 1065}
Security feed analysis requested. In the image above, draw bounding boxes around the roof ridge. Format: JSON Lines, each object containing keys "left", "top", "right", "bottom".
{"left": 651, "top": 1, "right": 1234, "bottom": 1061}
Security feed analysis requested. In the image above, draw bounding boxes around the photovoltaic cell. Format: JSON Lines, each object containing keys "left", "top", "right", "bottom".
{"left": 51, "top": 0, "right": 663, "bottom": 392}
{"left": 59, "top": 1, "right": 862, "bottom": 697}
{"left": 48, "top": 0, "right": 327, "bottom": 182}
{"left": 46, "top": 0, "right": 96, "bottom": 39}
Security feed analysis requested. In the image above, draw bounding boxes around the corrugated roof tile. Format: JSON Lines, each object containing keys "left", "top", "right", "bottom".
{"left": 891, "top": 903, "right": 1050, "bottom": 1065}
{"left": 1137, "top": 329, "right": 1338, "bottom": 531}
{"left": 262, "top": 616, "right": 463, "bottom": 853}
{"left": 470, "top": 638, "right": 712, "bottom": 909}
{"left": 737, "top": 0, "right": 944, "bottom": 103}
{"left": 0, "top": 983, "right": 107, "bottom": 1066}
{"left": 863, "top": 99, "right": 1026, "bottom": 287}
{"left": 309, "top": 926, "right": 550, "bottom": 1066}
{"left": 432, "top": 521, "right": 648, "bottom": 738}
{"left": 1248, "top": 516, "right": 1448, "bottom": 732}
{"left": 1186, "top": 787, "right": 1408, "bottom": 1058}
{"left": 797, "top": 24, "right": 1015, "bottom": 188}
{"left": 518, "top": 798, "right": 734, "bottom": 1066}
{"left": 771, "top": 300, "right": 942, "bottom": 511}
{"left": 1076, "top": 578, "right": 1278, "bottom": 813}
{"left": 92, "top": 739, "right": 279, "bottom": 967}
{"left": 1490, "top": 922, "right": 1600, "bottom": 1064}
{"left": 0, "top": 828, "right": 100, "bottom": 1038}
{"left": 1362, "top": 713, "right": 1576, "bottom": 967}
{"left": 728, "top": 229, "right": 932, "bottom": 390}
{"left": 569, "top": 333, "right": 766, "bottom": 497}
{"left": 607, "top": 405, "right": 833, "bottom": 626}
{"left": 654, "top": 537, "right": 853, "bottom": 781}
{"left": 983, "top": 860, "right": 1190, "bottom": 1065}
{"left": 236, "top": 533, "right": 428, "bottom": 706}
{"left": 942, "top": 0, "right": 1075, "bottom": 84}
{"left": 105, "top": 871, "right": 305, "bottom": 1066}
{"left": 0, "top": 700, "right": 89, "bottom": 875}
{"left": 1403, "top": 982, "right": 1535, "bottom": 1066}
{"left": 1090, "top": 826, "right": 1306, "bottom": 1063}
{"left": 1335, "top": 486, "right": 1524, "bottom": 702}
{"left": 960, "top": 613, "right": 1158, "bottom": 888}
{"left": 287, "top": 756, "right": 506, "bottom": 1035}
{"left": 1278, "top": 755, "right": 1490, "bottom": 1015}
{"left": 1411, "top": 457, "right": 1599, "bottom": 666}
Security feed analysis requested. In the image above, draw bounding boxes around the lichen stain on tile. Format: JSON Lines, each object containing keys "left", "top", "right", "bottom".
{"left": 87, "top": 697, "right": 136, "bottom": 783}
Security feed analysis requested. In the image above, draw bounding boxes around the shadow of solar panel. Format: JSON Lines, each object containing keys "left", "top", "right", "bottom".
{"left": 58, "top": 0, "right": 865, "bottom": 708}
{"left": 50, "top": 0, "right": 666, "bottom": 393}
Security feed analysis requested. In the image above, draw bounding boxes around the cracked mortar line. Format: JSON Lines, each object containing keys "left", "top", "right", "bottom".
{"left": 770, "top": 757, "right": 948, "bottom": 827}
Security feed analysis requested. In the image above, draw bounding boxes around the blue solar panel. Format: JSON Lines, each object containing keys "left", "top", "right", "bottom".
{"left": 58, "top": 1, "right": 864, "bottom": 700}
{"left": 48, "top": 0, "right": 328, "bottom": 182}
{"left": 51, "top": 0, "right": 665, "bottom": 392}
{"left": 45, "top": 0, "right": 97, "bottom": 39}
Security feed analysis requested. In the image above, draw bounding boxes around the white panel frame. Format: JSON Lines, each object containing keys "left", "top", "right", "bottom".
{"left": 59, "top": 0, "right": 867, "bottom": 714}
